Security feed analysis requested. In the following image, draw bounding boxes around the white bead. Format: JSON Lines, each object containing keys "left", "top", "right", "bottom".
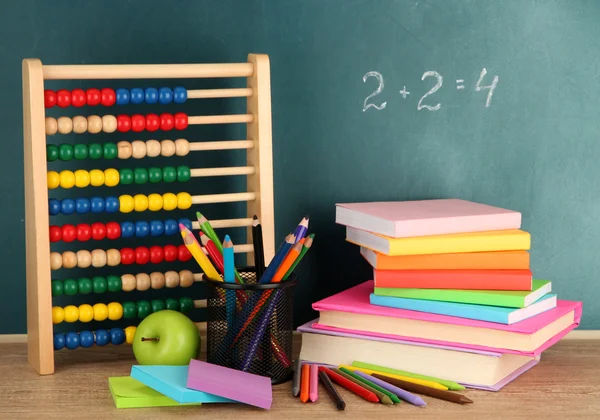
{"left": 45, "top": 117, "right": 58, "bottom": 135}
{"left": 131, "top": 140, "right": 146, "bottom": 159}
{"left": 161, "top": 140, "right": 175, "bottom": 157}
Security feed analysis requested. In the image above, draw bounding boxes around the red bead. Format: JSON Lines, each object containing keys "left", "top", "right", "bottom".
{"left": 178, "top": 244, "right": 192, "bottom": 262}
{"left": 61, "top": 224, "right": 77, "bottom": 242}
{"left": 135, "top": 246, "right": 150, "bottom": 265}
{"left": 149, "top": 245, "right": 164, "bottom": 264}
{"left": 145, "top": 114, "right": 160, "bottom": 132}
{"left": 76, "top": 223, "right": 92, "bottom": 242}
{"left": 49, "top": 225, "right": 62, "bottom": 242}
{"left": 91, "top": 222, "right": 106, "bottom": 241}
{"left": 44, "top": 90, "right": 57, "bottom": 108}
{"left": 101, "top": 88, "right": 116, "bottom": 106}
{"left": 71, "top": 89, "right": 86, "bottom": 107}
{"left": 120, "top": 248, "right": 135, "bottom": 265}
{"left": 160, "top": 113, "right": 175, "bottom": 131}
{"left": 56, "top": 89, "right": 71, "bottom": 108}
{"left": 163, "top": 245, "right": 178, "bottom": 262}
{"left": 105, "top": 222, "right": 121, "bottom": 240}
{"left": 117, "top": 115, "right": 132, "bottom": 132}
{"left": 174, "top": 112, "right": 188, "bottom": 130}
{"left": 86, "top": 88, "right": 101, "bottom": 106}
{"left": 131, "top": 114, "right": 146, "bottom": 132}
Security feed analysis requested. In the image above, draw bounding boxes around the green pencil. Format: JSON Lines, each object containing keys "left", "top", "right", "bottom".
{"left": 282, "top": 234, "right": 314, "bottom": 280}
{"left": 339, "top": 367, "right": 401, "bottom": 404}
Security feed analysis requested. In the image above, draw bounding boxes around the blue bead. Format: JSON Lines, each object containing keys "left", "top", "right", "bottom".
{"left": 95, "top": 329, "right": 110, "bottom": 346}
{"left": 105, "top": 196, "right": 119, "bottom": 213}
{"left": 158, "top": 87, "right": 173, "bottom": 104}
{"left": 116, "top": 88, "right": 130, "bottom": 105}
{"left": 110, "top": 328, "right": 126, "bottom": 345}
{"left": 53, "top": 333, "right": 65, "bottom": 350}
{"left": 60, "top": 199, "right": 75, "bottom": 215}
{"left": 173, "top": 86, "right": 187, "bottom": 104}
{"left": 90, "top": 197, "right": 105, "bottom": 213}
{"left": 75, "top": 198, "right": 91, "bottom": 214}
{"left": 164, "top": 219, "right": 178, "bottom": 236}
{"left": 135, "top": 220, "right": 150, "bottom": 237}
{"left": 130, "top": 88, "right": 144, "bottom": 104}
{"left": 79, "top": 331, "right": 94, "bottom": 348}
{"left": 49, "top": 199, "right": 61, "bottom": 216}
{"left": 65, "top": 332, "right": 80, "bottom": 350}
{"left": 150, "top": 220, "right": 164, "bottom": 237}
{"left": 178, "top": 218, "right": 192, "bottom": 231}
{"left": 121, "top": 221, "right": 135, "bottom": 238}
{"left": 145, "top": 87, "right": 158, "bottom": 104}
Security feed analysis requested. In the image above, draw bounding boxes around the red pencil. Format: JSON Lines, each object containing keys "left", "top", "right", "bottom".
{"left": 319, "top": 366, "right": 379, "bottom": 403}
{"left": 199, "top": 231, "right": 225, "bottom": 273}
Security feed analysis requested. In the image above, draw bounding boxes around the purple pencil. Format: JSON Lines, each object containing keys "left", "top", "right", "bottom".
{"left": 354, "top": 370, "right": 427, "bottom": 407}
{"left": 309, "top": 364, "right": 318, "bottom": 402}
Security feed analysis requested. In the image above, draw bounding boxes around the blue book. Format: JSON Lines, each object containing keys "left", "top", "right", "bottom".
{"left": 130, "top": 365, "right": 233, "bottom": 404}
{"left": 369, "top": 293, "right": 557, "bottom": 324}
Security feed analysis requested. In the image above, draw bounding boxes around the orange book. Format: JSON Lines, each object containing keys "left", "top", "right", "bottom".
{"left": 361, "top": 247, "right": 530, "bottom": 270}
{"left": 374, "top": 269, "right": 533, "bottom": 290}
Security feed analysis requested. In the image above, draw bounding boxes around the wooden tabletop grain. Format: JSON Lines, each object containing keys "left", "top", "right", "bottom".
{"left": 1, "top": 337, "right": 599, "bottom": 419}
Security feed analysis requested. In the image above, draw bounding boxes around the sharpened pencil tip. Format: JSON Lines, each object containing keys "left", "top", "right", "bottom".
{"left": 178, "top": 223, "right": 187, "bottom": 231}
{"left": 224, "top": 234, "right": 231, "bottom": 241}
{"left": 253, "top": 214, "right": 258, "bottom": 220}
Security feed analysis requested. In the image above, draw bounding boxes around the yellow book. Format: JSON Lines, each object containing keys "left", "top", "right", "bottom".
{"left": 346, "top": 227, "right": 531, "bottom": 256}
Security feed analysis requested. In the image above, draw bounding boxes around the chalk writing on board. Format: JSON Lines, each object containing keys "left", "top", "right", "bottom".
{"left": 361, "top": 68, "right": 499, "bottom": 111}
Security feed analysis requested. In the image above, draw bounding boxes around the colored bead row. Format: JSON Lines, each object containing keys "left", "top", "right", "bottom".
{"left": 48, "top": 192, "right": 192, "bottom": 215}
{"left": 44, "top": 87, "right": 187, "bottom": 109}
{"left": 49, "top": 218, "right": 192, "bottom": 243}
{"left": 46, "top": 140, "right": 190, "bottom": 162}
{"left": 46, "top": 143, "right": 116, "bottom": 161}
{"left": 51, "top": 275, "right": 122, "bottom": 296}
{"left": 47, "top": 166, "right": 191, "bottom": 189}
{"left": 112, "top": 87, "right": 187, "bottom": 105}
{"left": 53, "top": 327, "right": 134, "bottom": 350}
{"left": 45, "top": 113, "right": 188, "bottom": 135}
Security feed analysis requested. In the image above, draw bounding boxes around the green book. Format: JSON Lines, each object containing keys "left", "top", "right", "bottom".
{"left": 374, "top": 279, "right": 551, "bottom": 308}
{"left": 108, "top": 377, "right": 201, "bottom": 409}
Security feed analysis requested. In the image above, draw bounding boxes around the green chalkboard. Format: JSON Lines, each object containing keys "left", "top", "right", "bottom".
{"left": 0, "top": 0, "right": 598, "bottom": 334}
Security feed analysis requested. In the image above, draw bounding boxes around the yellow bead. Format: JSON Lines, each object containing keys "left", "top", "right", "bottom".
{"left": 59, "top": 170, "right": 75, "bottom": 189}
{"left": 107, "top": 302, "right": 124, "bottom": 321}
{"left": 63, "top": 305, "right": 79, "bottom": 323}
{"left": 78, "top": 304, "right": 94, "bottom": 323}
{"left": 104, "top": 168, "right": 119, "bottom": 187}
{"left": 162, "top": 193, "right": 177, "bottom": 211}
{"left": 52, "top": 307, "right": 65, "bottom": 324}
{"left": 124, "top": 326, "right": 137, "bottom": 344}
{"left": 93, "top": 303, "right": 108, "bottom": 321}
{"left": 74, "top": 170, "right": 90, "bottom": 188}
{"left": 119, "top": 195, "right": 135, "bottom": 213}
{"left": 89, "top": 169, "right": 105, "bottom": 187}
{"left": 47, "top": 171, "right": 60, "bottom": 189}
{"left": 148, "top": 193, "right": 163, "bottom": 211}
{"left": 134, "top": 194, "right": 149, "bottom": 212}
{"left": 177, "top": 192, "right": 192, "bottom": 210}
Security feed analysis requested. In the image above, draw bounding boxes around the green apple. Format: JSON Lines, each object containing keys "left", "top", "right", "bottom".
{"left": 133, "top": 310, "right": 200, "bottom": 365}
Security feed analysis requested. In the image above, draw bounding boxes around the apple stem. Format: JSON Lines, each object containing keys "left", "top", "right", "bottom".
{"left": 141, "top": 337, "right": 159, "bottom": 342}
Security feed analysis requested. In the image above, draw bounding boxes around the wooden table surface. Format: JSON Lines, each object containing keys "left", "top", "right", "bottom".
{"left": 1, "top": 338, "right": 599, "bottom": 419}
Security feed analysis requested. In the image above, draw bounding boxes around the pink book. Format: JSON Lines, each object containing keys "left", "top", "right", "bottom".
{"left": 312, "top": 281, "right": 582, "bottom": 356}
{"left": 335, "top": 198, "right": 521, "bottom": 237}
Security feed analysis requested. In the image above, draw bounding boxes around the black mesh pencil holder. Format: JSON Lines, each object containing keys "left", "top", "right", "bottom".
{"left": 205, "top": 267, "right": 297, "bottom": 384}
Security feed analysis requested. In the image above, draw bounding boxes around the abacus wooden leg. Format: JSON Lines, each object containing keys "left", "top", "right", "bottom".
{"left": 23, "top": 58, "right": 54, "bottom": 375}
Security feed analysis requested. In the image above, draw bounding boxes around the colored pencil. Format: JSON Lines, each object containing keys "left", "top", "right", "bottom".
{"left": 339, "top": 367, "right": 401, "bottom": 404}
{"left": 223, "top": 235, "right": 235, "bottom": 283}
{"left": 179, "top": 224, "right": 220, "bottom": 281}
{"left": 282, "top": 234, "right": 314, "bottom": 280}
{"left": 292, "top": 359, "right": 301, "bottom": 397}
{"left": 354, "top": 371, "right": 426, "bottom": 407}
{"left": 272, "top": 240, "right": 303, "bottom": 283}
{"left": 252, "top": 215, "right": 265, "bottom": 280}
{"left": 292, "top": 215, "right": 309, "bottom": 243}
{"left": 199, "top": 231, "right": 225, "bottom": 273}
{"left": 318, "top": 366, "right": 379, "bottom": 403}
{"left": 332, "top": 368, "right": 393, "bottom": 404}
{"left": 309, "top": 364, "right": 318, "bottom": 402}
{"left": 259, "top": 233, "right": 296, "bottom": 283}
{"left": 197, "top": 211, "right": 243, "bottom": 283}
{"left": 339, "top": 364, "right": 448, "bottom": 390}
{"left": 372, "top": 374, "right": 474, "bottom": 405}
{"left": 318, "top": 370, "right": 345, "bottom": 410}
{"left": 352, "top": 361, "right": 464, "bottom": 391}
{"left": 300, "top": 363, "right": 310, "bottom": 402}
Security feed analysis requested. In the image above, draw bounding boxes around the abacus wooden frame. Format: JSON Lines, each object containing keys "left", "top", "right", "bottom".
{"left": 22, "top": 54, "right": 275, "bottom": 375}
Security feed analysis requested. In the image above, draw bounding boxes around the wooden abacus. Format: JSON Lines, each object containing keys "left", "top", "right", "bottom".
{"left": 22, "top": 54, "right": 275, "bottom": 375}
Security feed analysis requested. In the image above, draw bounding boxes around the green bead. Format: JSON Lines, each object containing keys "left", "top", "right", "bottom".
{"left": 179, "top": 297, "right": 194, "bottom": 313}
{"left": 73, "top": 144, "right": 88, "bottom": 160}
{"left": 176, "top": 165, "right": 191, "bottom": 182}
{"left": 107, "top": 275, "right": 122, "bottom": 292}
{"left": 63, "top": 279, "right": 78, "bottom": 296}
{"left": 134, "top": 168, "right": 148, "bottom": 184}
{"left": 122, "top": 302, "right": 137, "bottom": 319}
{"left": 58, "top": 144, "right": 74, "bottom": 161}
{"left": 88, "top": 143, "right": 103, "bottom": 159}
{"left": 151, "top": 299, "right": 166, "bottom": 313}
{"left": 92, "top": 276, "right": 107, "bottom": 294}
{"left": 165, "top": 298, "right": 179, "bottom": 311}
{"left": 46, "top": 145, "right": 59, "bottom": 162}
{"left": 51, "top": 280, "right": 63, "bottom": 297}
{"left": 162, "top": 166, "right": 177, "bottom": 182}
{"left": 119, "top": 168, "right": 134, "bottom": 185}
{"left": 77, "top": 277, "right": 93, "bottom": 295}
{"left": 148, "top": 167, "right": 163, "bottom": 183}
{"left": 137, "top": 301, "right": 151, "bottom": 318}
{"left": 103, "top": 142, "right": 118, "bottom": 159}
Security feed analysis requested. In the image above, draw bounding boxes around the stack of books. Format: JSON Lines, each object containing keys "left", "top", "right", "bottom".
{"left": 298, "top": 199, "right": 582, "bottom": 391}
